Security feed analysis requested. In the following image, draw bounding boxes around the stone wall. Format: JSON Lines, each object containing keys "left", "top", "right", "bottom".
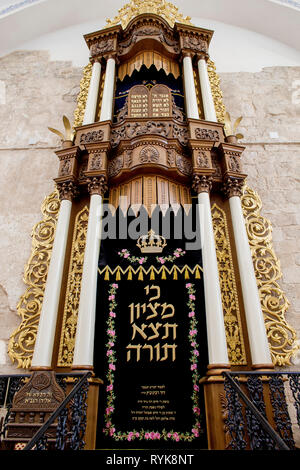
{"left": 0, "top": 50, "right": 299, "bottom": 377}
{"left": 0, "top": 51, "right": 82, "bottom": 373}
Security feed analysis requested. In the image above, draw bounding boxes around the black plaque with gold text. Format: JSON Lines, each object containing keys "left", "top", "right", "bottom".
{"left": 94, "top": 228, "right": 207, "bottom": 449}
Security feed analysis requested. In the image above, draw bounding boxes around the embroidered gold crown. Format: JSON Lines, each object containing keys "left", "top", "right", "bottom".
{"left": 137, "top": 230, "right": 167, "bottom": 253}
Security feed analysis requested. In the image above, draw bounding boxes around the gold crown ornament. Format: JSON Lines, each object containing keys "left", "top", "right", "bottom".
{"left": 136, "top": 230, "right": 167, "bottom": 253}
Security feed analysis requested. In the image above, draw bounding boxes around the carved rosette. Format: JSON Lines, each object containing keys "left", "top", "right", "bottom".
{"left": 192, "top": 174, "right": 213, "bottom": 194}
{"left": 241, "top": 184, "right": 299, "bottom": 366}
{"left": 108, "top": 156, "right": 123, "bottom": 178}
{"left": 176, "top": 154, "right": 193, "bottom": 176}
{"left": 87, "top": 175, "right": 108, "bottom": 196}
{"left": 139, "top": 146, "right": 159, "bottom": 163}
{"left": 8, "top": 190, "right": 60, "bottom": 369}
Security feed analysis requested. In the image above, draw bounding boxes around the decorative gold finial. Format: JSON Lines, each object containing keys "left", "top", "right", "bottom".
{"left": 48, "top": 115, "right": 74, "bottom": 143}
{"left": 137, "top": 230, "right": 167, "bottom": 253}
{"left": 106, "top": 0, "right": 192, "bottom": 29}
{"left": 224, "top": 112, "right": 244, "bottom": 141}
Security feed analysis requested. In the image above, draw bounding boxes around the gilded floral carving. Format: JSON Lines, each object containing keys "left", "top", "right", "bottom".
{"left": 211, "top": 203, "right": 247, "bottom": 365}
{"left": 241, "top": 184, "right": 299, "bottom": 366}
{"left": 57, "top": 206, "right": 89, "bottom": 367}
{"left": 8, "top": 190, "right": 60, "bottom": 369}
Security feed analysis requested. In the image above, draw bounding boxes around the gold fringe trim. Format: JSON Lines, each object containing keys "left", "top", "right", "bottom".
{"left": 8, "top": 190, "right": 60, "bottom": 369}
{"left": 99, "top": 264, "right": 203, "bottom": 281}
{"left": 241, "top": 184, "right": 299, "bottom": 366}
{"left": 57, "top": 206, "right": 89, "bottom": 367}
{"left": 118, "top": 52, "right": 180, "bottom": 81}
{"left": 211, "top": 203, "right": 247, "bottom": 365}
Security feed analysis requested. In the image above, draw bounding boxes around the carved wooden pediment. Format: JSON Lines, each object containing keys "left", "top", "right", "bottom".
{"left": 119, "top": 14, "right": 180, "bottom": 57}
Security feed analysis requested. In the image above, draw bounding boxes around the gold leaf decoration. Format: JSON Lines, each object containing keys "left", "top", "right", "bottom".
{"left": 224, "top": 112, "right": 244, "bottom": 140}
{"left": 57, "top": 206, "right": 89, "bottom": 367}
{"left": 8, "top": 190, "right": 60, "bottom": 369}
{"left": 207, "top": 59, "right": 226, "bottom": 124}
{"left": 106, "top": 0, "right": 192, "bottom": 29}
{"left": 241, "top": 184, "right": 299, "bottom": 366}
{"left": 193, "top": 68, "right": 204, "bottom": 120}
{"left": 211, "top": 203, "right": 247, "bottom": 365}
{"left": 73, "top": 63, "right": 93, "bottom": 129}
{"left": 48, "top": 115, "right": 74, "bottom": 142}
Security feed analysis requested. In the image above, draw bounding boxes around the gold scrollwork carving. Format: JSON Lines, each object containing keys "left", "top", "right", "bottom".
{"left": 8, "top": 190, "right": 60, "bottom": 369}
{"left": 207, "top": 59, "right": 226, "bottom": 124}
{"left": 211, "top": 203, "right": 247, "bottom": 365}
{"left": 106, "top": 0, "right": 192, "bottom": 29}
{"left": 73, "top": 63, "right": 93, "bottom": 129}
{"left": 57, "top": 206, "right": 89, "bottom": 367}
{"left": 241, "top": 184, "right": 299, "bottom": 366}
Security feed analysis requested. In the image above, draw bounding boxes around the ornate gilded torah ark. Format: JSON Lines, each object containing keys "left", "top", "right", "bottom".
{"left": 6, "top": 2, "right": 298, "bottom": 451}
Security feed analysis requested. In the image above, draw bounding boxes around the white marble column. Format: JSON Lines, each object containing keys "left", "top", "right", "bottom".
{"left": 31, "top": 192, "right": 73, "bottom": 369}
{"left": 99, "top": 56, "right": 116, "bottom": 122}
{"left": 73, "top": 56, "right": 116, "bottom": 369}
{"left": 72, "top": 179, "right": 106, "bottom": 369}
{"left": 197, "top": 57, "right": 217, "bottom": 122}
{"left": 183, "top": 54, "right": 199, "bottom": 120}
{"left": 82, "top": 60, "right": 102, "bottom": 125}
{"left": 194, "top": 178, "right": 229, "bottom": 368}
{"left": 229, "top": 194, "right": 273, "bottom": 368}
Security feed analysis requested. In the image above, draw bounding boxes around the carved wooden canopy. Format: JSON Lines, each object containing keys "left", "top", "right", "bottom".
{"left": 84, "top": 14, "right": 214, "bottom": 65}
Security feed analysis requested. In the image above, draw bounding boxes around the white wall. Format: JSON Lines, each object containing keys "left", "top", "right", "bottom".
{"left": 13, "top": 16, "right": 300, "bottom": 73}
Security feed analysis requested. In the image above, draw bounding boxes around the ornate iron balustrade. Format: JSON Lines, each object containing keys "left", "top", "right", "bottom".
{"left": 223, "top": 371, "right": 300, "bottom": 451}
{"left": 0, "top": 372, "right": 91, "bottom": 450}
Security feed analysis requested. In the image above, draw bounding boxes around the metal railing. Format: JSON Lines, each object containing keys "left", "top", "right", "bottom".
{"left": 0, "top": 372, "right": 91, "bottom": 450}
{"left": 24, "top": 372, "right": 91, "bottom": 450}
{"left": 222, "top": 371, "right": 300, "bottom": 451}
{"left": 1, "top": 370, "right": 299, "bottom": 451}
